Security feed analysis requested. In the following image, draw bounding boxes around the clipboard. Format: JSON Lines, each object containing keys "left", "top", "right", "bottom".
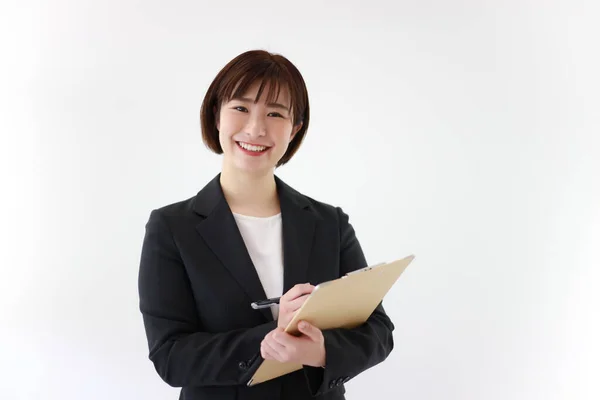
{"left": 247, "top": 254, "right": 415, "bottom": 386}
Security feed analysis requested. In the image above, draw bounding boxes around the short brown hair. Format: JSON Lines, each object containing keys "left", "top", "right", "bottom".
{"left": 200, "top": 50, "right": 310, "bottom": 167}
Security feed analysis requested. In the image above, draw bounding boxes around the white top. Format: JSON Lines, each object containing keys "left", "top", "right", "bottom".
{"left": 232, "top": 212, "right": 284, "bottom": 320}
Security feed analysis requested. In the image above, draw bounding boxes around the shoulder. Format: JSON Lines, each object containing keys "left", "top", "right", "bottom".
{"left": 152, "top": 195, "right": 197, "bottom": 218}
{"left": 142, "top": 188, "right": 210, "bottom": 241}
{"left": 290, "top": 184, "right": 363, "bottom": 258}
{"left": 282, "top": 181, "right": 352, "bottom": 228}
{"left": 303, "top": 192, "right": 345, "bottom": 219}
{"left": 140, "top": 195, "right": 197, "bottom": 243}
{"left": 142, "top": 195, "right": 197, "bottom": 226}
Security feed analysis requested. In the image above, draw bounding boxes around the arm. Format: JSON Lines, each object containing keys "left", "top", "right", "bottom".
{"left": 304, "top": 207, "right": 395, "bottom": 395}
{"left": 138, "top": 209, "right": 277, "bottom": 387}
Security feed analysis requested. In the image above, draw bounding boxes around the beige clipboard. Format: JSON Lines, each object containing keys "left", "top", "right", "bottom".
{"left": 247, "top": 254, "right": 415, "bottom": 386}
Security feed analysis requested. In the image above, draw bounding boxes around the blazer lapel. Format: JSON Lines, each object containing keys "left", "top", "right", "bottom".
{"left": 276, "top": 176, "right": 317, "bottom": 294}
{"left": 194, "top": 174, "right": 273, "bottom": 321}
{"left": 192, "top": 174, "right": 318, "bottom": 321}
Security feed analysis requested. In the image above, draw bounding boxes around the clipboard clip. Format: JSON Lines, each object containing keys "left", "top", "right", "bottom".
{"left": 345, "top": 262, "right": 386, "bottom": 276}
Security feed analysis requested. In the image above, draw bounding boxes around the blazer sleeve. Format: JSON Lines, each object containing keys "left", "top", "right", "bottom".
{"left": 303, "top": 207, "right": 395, "bottom": 396}
{"left": 138, "top": 209, "right": 278, "bottom": 388}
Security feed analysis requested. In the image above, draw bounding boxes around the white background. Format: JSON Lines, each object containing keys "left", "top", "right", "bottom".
{"left": 1, "top": 1, "right": 599, "bottom": 399}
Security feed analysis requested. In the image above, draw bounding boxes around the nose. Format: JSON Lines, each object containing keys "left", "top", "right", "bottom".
{"left": 245, "top": 112, "right": 267, "bottom": 138}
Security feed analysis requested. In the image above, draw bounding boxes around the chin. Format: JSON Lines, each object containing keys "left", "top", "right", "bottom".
{"left": 229, "top": 159, "right": 273, "bottom": 175}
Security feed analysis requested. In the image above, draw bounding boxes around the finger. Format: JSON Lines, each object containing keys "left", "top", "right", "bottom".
{"left": 266, "top": 327, "right": 284, "bottom": 337}
{"left": 270, "top": 333, "right": 298, "bottom": 363}
{"left": 298, "top": 320, "right": 322, "bottom": 342}
{"left": 260, "top": 342, "right": 270, "bottom": 359}
{"left": 281, "top": 283, "right": 314, "bottom": 302}
{"left": 283, "top": 293, "right": 311, "bottom": 312}
{"left": 261, "top": 342, "right": 279, "bottom": 361}
{"left": 262, "top": 340, "right": 285, "bottom": 362}
{"left": 272, "top": 330, "right": 299, "bottom": 347}
{"left": 281, "top": 284, "right": 313, "bottom": 303}
{"left": 267, "top": 332, "right": 289, "bottom": 352}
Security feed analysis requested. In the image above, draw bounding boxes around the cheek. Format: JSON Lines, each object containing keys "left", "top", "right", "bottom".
{"left": 269, "top": 121, "right": 294, "bottom": 141}
{"left": 218, "top": 120, "right": 235, "bottom": 135}
{"left": 217, "top": 124, "right": 235, "bottom": 150}
{"left": 219, "top": 112, "right": 245, "bottom": 133}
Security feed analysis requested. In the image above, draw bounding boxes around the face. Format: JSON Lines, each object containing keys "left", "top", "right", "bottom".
{"left": 216, "top": 81, "right": 302, "bottom": 175}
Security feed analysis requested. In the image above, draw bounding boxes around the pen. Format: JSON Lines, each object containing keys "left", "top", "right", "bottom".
{"left": 251, "top": 297, "right": 280, "bottom": 309}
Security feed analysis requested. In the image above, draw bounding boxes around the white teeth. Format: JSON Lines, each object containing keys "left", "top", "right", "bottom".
{"left": 238, "top": 142, "right": 267, "bottom": 152}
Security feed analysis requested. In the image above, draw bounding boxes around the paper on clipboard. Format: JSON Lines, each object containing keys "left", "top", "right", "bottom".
{"left": 247, "top": 255, "right": 415, "bottom": 386}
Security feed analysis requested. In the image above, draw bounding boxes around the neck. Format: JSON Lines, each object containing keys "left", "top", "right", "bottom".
{"left": 219, "top": 163, "right": 280, "bottom": 217}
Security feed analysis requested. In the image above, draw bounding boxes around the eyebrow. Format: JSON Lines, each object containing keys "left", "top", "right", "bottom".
{"left": 233, "top": 96, "right": 290, "bottom": 111}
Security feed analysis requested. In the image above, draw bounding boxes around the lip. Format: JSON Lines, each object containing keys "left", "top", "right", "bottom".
{"left": 235, "top": 141, "right": 271, "bottom": 156}
{"left": 236, "top": 141, "right": 271, "bottom": 148}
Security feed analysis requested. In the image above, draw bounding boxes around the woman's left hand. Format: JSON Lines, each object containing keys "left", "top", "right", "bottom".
{"left": 260, "top": 320, "right": 326, "bottom": 367}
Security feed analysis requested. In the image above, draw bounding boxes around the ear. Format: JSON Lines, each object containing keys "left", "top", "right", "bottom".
{"left": 290, "top": 121, "right": 303, "bottom": 141}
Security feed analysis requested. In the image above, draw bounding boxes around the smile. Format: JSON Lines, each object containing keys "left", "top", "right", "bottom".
{"left": 236, "top": 141, "right": 270, "bottom": 153}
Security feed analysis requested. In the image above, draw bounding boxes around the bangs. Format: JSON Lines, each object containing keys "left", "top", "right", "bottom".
{"left": 218, "top": 62, "right": 298, "bottom": 117}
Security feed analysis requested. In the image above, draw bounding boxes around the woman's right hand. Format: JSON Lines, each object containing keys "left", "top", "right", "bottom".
{"left": 277, "top": 283, "right": 315, "bottom": 329}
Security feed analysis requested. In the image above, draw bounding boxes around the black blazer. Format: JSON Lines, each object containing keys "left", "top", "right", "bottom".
{"left": 138, "top": 174, "right": 395, "bottom": 400}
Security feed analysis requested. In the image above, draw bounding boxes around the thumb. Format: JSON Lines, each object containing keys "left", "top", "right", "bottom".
{"left": 298, "top": 321, "right": 319, "bottom": 340}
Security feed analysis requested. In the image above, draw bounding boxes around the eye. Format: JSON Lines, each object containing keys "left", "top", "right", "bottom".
{"left": 268, "top": 112, "right": 284, "bottom": 118}
{"left": 233, "top": 106, "right": 248, "bottom": 112}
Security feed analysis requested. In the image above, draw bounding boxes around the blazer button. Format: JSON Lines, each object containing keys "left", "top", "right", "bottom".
{"left": 238, "top": 361, "right": 248, "bottom": 370}
{"left": 329, "top": 380, "right": 336, "bottom": 389}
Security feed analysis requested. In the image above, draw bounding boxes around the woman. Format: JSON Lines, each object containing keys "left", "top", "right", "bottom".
{"left": 138, "top": 49, "right": 395, "bottom": 400}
